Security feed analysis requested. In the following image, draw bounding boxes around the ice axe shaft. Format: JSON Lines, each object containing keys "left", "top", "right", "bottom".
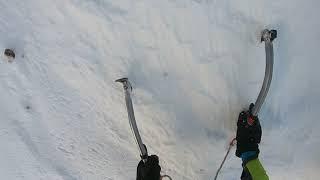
{"left": 116, "top": 78, "right": 148, "bottom": 161}
{"left": 251, "top": 29, "right": 277, "bottom": 116}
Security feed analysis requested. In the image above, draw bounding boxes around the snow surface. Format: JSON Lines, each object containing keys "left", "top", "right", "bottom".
{"left": 0, "top": 0, "right": 319, "bottom": 179}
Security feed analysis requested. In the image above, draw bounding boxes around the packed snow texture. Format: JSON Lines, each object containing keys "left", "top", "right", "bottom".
{"left": 0, "top": 0, "right": 319, "bottom": 179}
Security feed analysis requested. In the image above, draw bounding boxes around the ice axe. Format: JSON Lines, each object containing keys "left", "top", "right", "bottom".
{"left": 116, "top": 78, "right": 148, "bottom": 162}
{"left": 116, "top": 78, "right": 173, "bottom": 179}
{"left": 214, "top": 29, "right": 277, "bottom": 180}
{"left": 250, "top": 29, "right": 277, "bottom": 117}
{"left": 245, "top": 29, "right": 277, "bottom": 125}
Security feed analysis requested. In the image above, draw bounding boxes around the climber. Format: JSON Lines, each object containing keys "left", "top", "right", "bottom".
{"left": 235, "top": 108, "right": 269, "bottom": 180}
{"left": 136, "top": 108, "right": 268, "bottom": 180}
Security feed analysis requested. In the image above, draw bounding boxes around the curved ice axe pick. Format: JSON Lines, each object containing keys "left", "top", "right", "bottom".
{"left": 116, "top": 78, "right": 148, "bottom": 162}
{"left": 251, "top": 29, "right": 277, "bottom": 117}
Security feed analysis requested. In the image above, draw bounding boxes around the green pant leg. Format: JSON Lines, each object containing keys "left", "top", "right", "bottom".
{"left": 245, "top": 158, "right": 269, "bottom": 180}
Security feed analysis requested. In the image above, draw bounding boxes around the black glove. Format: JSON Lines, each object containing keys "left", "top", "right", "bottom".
{"left": 235, "top": 104, "right": 262, "bottom": 159}
{"left": 136, "top": 155, "right": 161, "bottom": 180}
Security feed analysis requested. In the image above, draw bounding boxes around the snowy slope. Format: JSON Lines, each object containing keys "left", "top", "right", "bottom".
{"left": 0, "top": 0, "right": 319, "bottom": 179}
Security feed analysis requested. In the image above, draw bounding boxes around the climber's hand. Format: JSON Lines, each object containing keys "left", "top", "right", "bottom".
{"left": 137, "top": 155, "right": 161, "bottom": 180}
{"left": 236, "top": 104, "right": 262, "bottom": 159}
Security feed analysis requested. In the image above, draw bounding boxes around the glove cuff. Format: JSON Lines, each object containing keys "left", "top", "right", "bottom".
{"left": 242, "top": 153, "right": 259, "bottom": 166}
{"left": 241, "top": 151, "right": 257, "bottom": 162}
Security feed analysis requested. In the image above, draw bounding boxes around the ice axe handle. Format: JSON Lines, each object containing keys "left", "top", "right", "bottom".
{"left": 247, "top": 103, "right": 256, "bottom": 126}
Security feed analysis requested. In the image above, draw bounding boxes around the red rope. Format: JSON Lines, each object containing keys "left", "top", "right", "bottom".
{"left": 213, "top": 138, "right": 236, "bottom": 180}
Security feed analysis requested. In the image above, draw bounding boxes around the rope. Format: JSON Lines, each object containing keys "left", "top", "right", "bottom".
{"left": 160, "top": 174, "right": 173, "bottom": 180}
{"left": 214, "top": 138, "right": 236, "bottom": 180}
{"left": 159, "top": 138, "right": 236, "bottom": 180}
